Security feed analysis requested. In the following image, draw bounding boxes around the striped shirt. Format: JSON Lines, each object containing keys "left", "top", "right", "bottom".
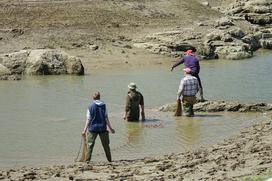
{"left": 178, "top": 75, "right": 199, "bottom": 96}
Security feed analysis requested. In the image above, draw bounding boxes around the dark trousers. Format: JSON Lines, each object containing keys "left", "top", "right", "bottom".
{"left": 86, "top": 131, "right": 112, "bottom": 162}
{"left": 191, "top": 72, "right": 202, "bottom": 89}
{"left": 192, "top": 72, "right": 204, "bottom": 99}
{"left": 182, "top": 96, "right": 197, "bottom": 117}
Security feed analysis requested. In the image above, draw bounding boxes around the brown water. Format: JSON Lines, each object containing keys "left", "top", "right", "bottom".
{"left": 0, "top": 53, "right": 271, "bottom": 168}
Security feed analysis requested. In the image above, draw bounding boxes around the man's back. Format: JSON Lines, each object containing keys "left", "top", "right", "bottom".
{"left": 88, "top": 100, "right": 107, "bottom": 132}
{"left": 128, "top": 91, "right": 142, "bottom": 107}
{"left": 180, "top": 75, "right": 199, "bottom": 96}
{"left": 171, "top": 54, "right": 200, "bottom": 74}
{"left": 126, "top": 90, "right": 144, "bottom": 121}
{"left": 183, "top": 55, "right": 200, "bottom": 74}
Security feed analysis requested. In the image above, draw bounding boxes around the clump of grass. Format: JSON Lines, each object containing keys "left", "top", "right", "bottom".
{"left": 242, "top": 173, "right": 272, "bottom": 181}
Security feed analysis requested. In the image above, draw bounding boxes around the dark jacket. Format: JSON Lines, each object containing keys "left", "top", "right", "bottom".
{"left": 125, "top": 90, "right": 144, "bottom": 121}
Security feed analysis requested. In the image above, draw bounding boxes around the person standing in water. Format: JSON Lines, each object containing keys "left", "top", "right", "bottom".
{"left": 171, "top": 49, "right": 204, "bottom": 101}
{"left": 123, "top": 82, "right": 145, "bottom": 122}
{"left": 82, "top": 91, "right": 115, "bottom": 163}
{"left": 177, "top": 68, "right": 199, "bottom": 117}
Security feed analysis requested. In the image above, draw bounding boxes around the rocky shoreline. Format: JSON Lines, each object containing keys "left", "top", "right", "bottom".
{"left": 133, "top": 0, "right": 272, "bottom": 60}
{"left": 159, "top": 100, "right": 272, "bottom": 113}
{"left": 1, "top": 118, "right": 271, "bottom": 180}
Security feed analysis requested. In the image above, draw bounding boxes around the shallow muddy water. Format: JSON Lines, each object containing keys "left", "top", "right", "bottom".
{"left": 0, "top": 52, "right": 271, "bottom": 168}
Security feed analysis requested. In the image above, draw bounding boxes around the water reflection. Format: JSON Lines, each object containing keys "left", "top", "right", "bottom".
{"left": 126, "top": 122, "right": 144, "bottom": 145}
{"left": 126, "top": 119, "right": 164, "bottom": 145}
{"left": 173, "top": 113, "right": 229, "bottom": 149}
{"left": 175, "top": 117, "right": 201, "bottom": 147}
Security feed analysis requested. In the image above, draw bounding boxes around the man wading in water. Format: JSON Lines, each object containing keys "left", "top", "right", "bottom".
{"left": 177, "top": 68, "right": 199, "bottom": 117}
{"left": 171, "top": 49, "right": 204, "bottom": 101}
{"left": 82, "top": 92, "right": 115, "bottom": 163}
{"left": 123, "top": 82, "right": 145, "bottom": 122}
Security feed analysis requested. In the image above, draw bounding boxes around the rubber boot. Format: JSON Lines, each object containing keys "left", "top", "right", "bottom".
{"left": 189, "top": 105, "right": 194, "bottom": 116}
{"left": 183, "top": 103, "right": 193, "bottom": 117}
{"left": 199, "top": 87, "right": 205, "bottom": 102}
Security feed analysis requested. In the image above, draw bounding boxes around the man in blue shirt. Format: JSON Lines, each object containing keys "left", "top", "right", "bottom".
{"left": 171, "top": 49, "right": 204, "bottom": 101}
{"left": 82, "top": 92, "right": 115, "bottom": 163}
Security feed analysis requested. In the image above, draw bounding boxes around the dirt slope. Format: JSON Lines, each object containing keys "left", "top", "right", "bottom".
{"left": 0, "top": 0, "right": 224, "bottom": 72}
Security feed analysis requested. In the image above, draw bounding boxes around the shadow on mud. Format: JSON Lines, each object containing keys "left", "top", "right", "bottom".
{"left": 193, "top": 114, "right": 222, "bottom": 118}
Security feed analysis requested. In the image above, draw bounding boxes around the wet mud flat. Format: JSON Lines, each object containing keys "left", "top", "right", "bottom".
{"left": 1, "top": 117, "right": 271, "bottom": 180}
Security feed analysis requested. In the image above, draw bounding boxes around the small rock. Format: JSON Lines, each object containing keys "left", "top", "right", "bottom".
{"left": 11, "top": 28, "right": 24, "bottom": 37}
{"left": 144, "top": 157, "right": 160, "bottom": 164}
{"left": 72, "top": 43, "right": 83, "bottom": 47}
{"left": 69, "top": 175, "right": 74, "bottom": 180}
{"left": 82, "top": 164, "right": 93, "bottom": 171}
{"left": 197, "top": 22, "right": 205, "bottom": 26}
{"left": 89, "top": 44, "right": 99, "bottom": 51}
{"left": 222, "top": 34, "right": 233, "bottom": 42}
{"left": 55, "top": 172, "right": 61, "bottom": 177}
{"left": 23, "top": 171, "right": 37, "bottom": 180}
{"left": 216, "top": 17, "right": 234, "bottom": 26}
{"left": 262, "top": 33, "right": 272, "bottom": 39}
{"left": 110, "top": 23, "right": 120, "bottom": 28}
{"left": 229, "top": 28, "right": 245, "bottom": 38}
{"left": 118, "top": 35, "right": 126, "bottom": 41}
{"left": 201, "top": 1, "right": 209, "bottom": 6}
{"left": 123, "top": 44, "right": 132, "bottom": 49}
{"left": 0, "top": 64, "right": 11, "bottom": 76}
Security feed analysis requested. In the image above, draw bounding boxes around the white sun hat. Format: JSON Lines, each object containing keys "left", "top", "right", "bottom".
{"left": 128, "top": 82, "right": 137, "bottom": 90}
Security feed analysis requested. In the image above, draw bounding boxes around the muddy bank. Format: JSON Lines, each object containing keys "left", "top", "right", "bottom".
{"left": 1, "top": 119, "right": 271, "bottom": 180}
{"left": 1, "top": 0, "right": 271, "bottom": 79}
{"left": 159, "top": 100, "right": 272, "bottom": 113}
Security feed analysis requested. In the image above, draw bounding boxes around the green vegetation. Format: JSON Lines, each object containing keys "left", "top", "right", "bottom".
{"left": 242, "top": 173, "right": 272, "bottom": 181}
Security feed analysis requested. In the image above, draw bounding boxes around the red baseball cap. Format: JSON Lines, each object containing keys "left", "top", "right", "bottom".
{"left": 186, "top": 49, "right": 193, "bottom": 54}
